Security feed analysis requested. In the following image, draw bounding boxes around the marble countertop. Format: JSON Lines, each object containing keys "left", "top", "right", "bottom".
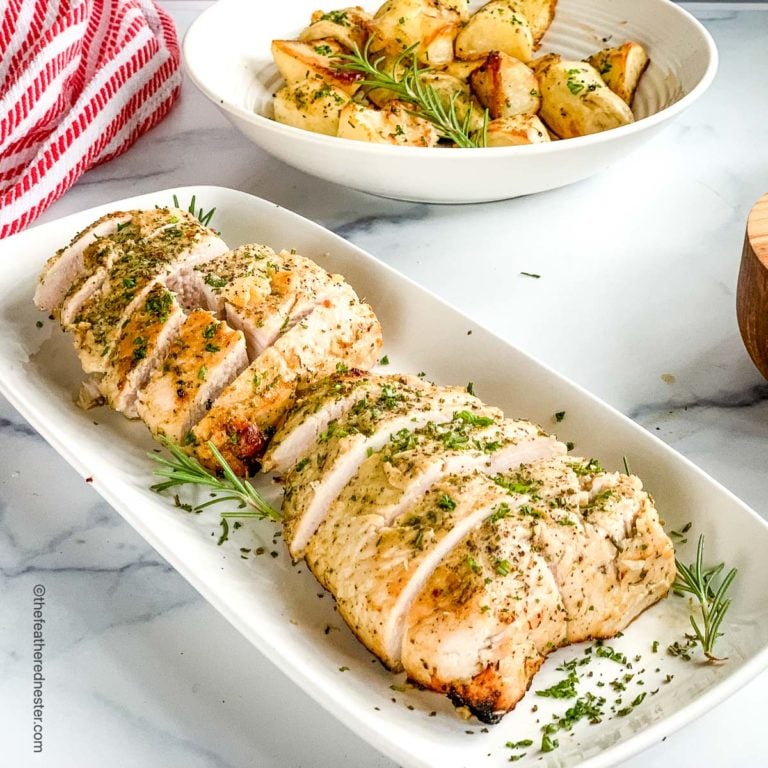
{"left": 2, "top": 2, "right": 768, "bottom": 766}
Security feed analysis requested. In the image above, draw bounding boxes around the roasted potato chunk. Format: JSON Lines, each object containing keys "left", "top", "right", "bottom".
{"left": 440, "top": 57, "right": 486, "bottom": 83}
{"left": 364, "top": 53, "right": 410, "bottom": 107}
{"left": 469, "top": 51, "right": 540, "bottom": 119}
{"left": 273, "top": 77, "right": 350, "bottom": 135}
{"left": 300, "top": 7, "right": 373, "bottom": 52}
{"left": 509, "top": 0, "right": 557, "bottom": 44}
{"left": 535, "top": 56, "right": 634, "bottom": 138}
{"left": 271, "top": 39, "right": 363, "bottom": 95}
{"left": 443, "top": 0, "right": 471, "bottom": 21}
{"left": 369, "top": 0, "right": 463, "bottom": 66}
{"left": 485, "top": 114, "right": 551, "bottom": 145}
{"left": 366, "top": 67, "right": 483, "bottom": 134}
{"left": 587, "top": 41, "right": 650, "bottom": 105}
{"left": 337, "top": 100, "right": 440, "bottom": 145}
{"left": 420, "top": 72, "right": 486, "bottom": 132}
{"left": 454, "top": 0, "right": 534, "bottom": 62}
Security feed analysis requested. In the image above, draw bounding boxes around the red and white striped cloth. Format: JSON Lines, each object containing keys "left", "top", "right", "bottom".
{"left": 0, "top": 0, "right": 181, "bottom": 238}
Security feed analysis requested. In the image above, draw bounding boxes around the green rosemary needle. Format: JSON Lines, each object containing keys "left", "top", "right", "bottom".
{"left": 172, "top": 193, "right": 217, "bottom": 227}
{"left": 148, "top": 437, "right": 281, "bottom": 531}
{"left": 333, "top": 42, "right": 488, "bottom": 148}
{"left": 673, "top": 534, "right": 737, "bottom": 663}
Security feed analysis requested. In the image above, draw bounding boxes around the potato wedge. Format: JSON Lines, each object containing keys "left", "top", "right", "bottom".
{"left": 454, "top": 0, "right": 534, "bottom": 62}
{"left": 271, "top": 39, "right": 363, "bottom": 95}
{"left": 509, "top": 0, "right": 557, "bottom": 44}
{"left": 485, "top": 114, "right": 550, "bottom": 145}
{"left": 536, "top": 57, "right": 634, "bottom": 138}
{"left": 337, "top": 100, "right": 439, "bottom": 145}
{"left": 469, "top": 50, "right": 540, "bottom": 119}
{"left": 369, "top": 0, "right": 463, "bottom": 66}
{"left": 273, "top": 77, "right": 350, "bottom": 135}
{"left": 587, "top": 41, "right": 650, "bottom": 105}
{"left": 300, "top": 7, "right": 373, "bottom": 52}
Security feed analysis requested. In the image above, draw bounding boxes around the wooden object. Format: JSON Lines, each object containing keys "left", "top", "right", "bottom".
{"left": 737, "top": 193, "right": 768, "bottom": 381}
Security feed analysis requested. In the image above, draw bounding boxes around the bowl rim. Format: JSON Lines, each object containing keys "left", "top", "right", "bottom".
{"left": 182, "top": 0, "right": 719, "bottom": 159}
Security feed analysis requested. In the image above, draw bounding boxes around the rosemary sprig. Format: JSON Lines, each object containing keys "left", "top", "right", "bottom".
{"left": 334, "top": 42, "right": 488, "bottom": 148}
{"left": 148, "top": 438, "right": 281, "bottom": 542}
{"left": 172, "top": 193, "right": 217, "bottom": 228}
{"left": 673, "top": 535, "right": 737, "bottom": 663}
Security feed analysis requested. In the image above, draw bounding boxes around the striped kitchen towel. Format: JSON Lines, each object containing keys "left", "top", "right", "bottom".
{"left": 0, "top": 0, "right": 181, "bottom": 239}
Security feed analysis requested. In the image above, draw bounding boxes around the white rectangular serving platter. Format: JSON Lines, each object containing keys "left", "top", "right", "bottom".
{"left": 1, "top": 186, "right": 767, "bottom": 768}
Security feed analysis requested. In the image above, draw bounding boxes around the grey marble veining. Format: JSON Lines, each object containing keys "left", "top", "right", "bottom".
{"left": 2, "top": 3, "right": 768, "bottom": 767}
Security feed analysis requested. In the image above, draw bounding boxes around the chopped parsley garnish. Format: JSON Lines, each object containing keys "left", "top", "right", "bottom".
{"left": 319, "top": 9, "right": 349, "bottom": 25}
{"left": 132, "top": 336, "right": 148, "bottom": 361}
{"left": 595, "top": 645, "right": 627, "bottom": 665}
{"left": 389, "top": 427, "right": 418, "bottom": 453}
{"left": 488, "top": 502, "right": 510, "bottom": 523}
{"left": 616, "top": 692, "right": 646, "bottom": 717}
{"left": 570, "top": 458, "right": 604, "bottom": 476}
{"left": 204, "top": 273, "right": 228, "bottom": 289}
{"left": 466, "top": 555, "right": 481, "bottom": 574}
{"left": 454, "top": 410, "right": 494, "bottom": 427}
{"left": 436, "top": 494, "right": 456, "bottom": 511}
{"left": 145, "top": 290, "right": 173, "bottom": 320}
{"left": 667, "top": 638, "right": 697, "bottom": 661}
{"left": 506, "top": 740, "right": 533, "bottom": 750}
{"left": 536, "top": 670, "right": 578, "bottom": 699}
{"left": 494, "top": 474, "right": 538, "bottom": 496}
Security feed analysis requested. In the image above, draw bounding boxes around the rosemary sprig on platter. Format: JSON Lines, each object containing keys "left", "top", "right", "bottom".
{"left": 334, "top": 42, "right": 488, "bottom": 148}
{"left": 148, "top": 438, "right": 281, "bottom": 543}
{"left": 172, "top": 193, "right": 217, "bottom": 227}
{"left": 673, "top": 534, "right": 737, "bottom": 663}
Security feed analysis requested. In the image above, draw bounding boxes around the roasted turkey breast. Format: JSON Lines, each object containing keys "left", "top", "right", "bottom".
{"left": 37, "top": 209, "right": 677, "bottom": 726}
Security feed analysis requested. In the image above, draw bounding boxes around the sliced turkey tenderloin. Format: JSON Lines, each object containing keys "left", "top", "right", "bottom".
{"left": 263, "top": 372, "right": 435, "bottom": 475}
{"left": 63, "top": 209, "right": 228, "bottom": 373}
{"left": 98, "top": 285, "right": 186, "bottom": 417}
{"left": 34, "top": 211, "right": 132, "bottom": 313}
{"left": 136, "top": 310, "right": 248, "bottom": 443}
{"left": 402, "top": 502, "right": 567, "bottom": 724}
{"left": 283, "top": 383, "right": 494, "bottom": 560}
{"left": 306, "top": 473, "right": 533, "bottom": 670}
{"left": 189, "top": 293, "right": 383, "bottom": 475}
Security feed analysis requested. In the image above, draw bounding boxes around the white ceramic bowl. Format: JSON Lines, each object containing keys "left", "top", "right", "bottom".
{"left": 183, "top": 0, "right": 717, "bottom": 203}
